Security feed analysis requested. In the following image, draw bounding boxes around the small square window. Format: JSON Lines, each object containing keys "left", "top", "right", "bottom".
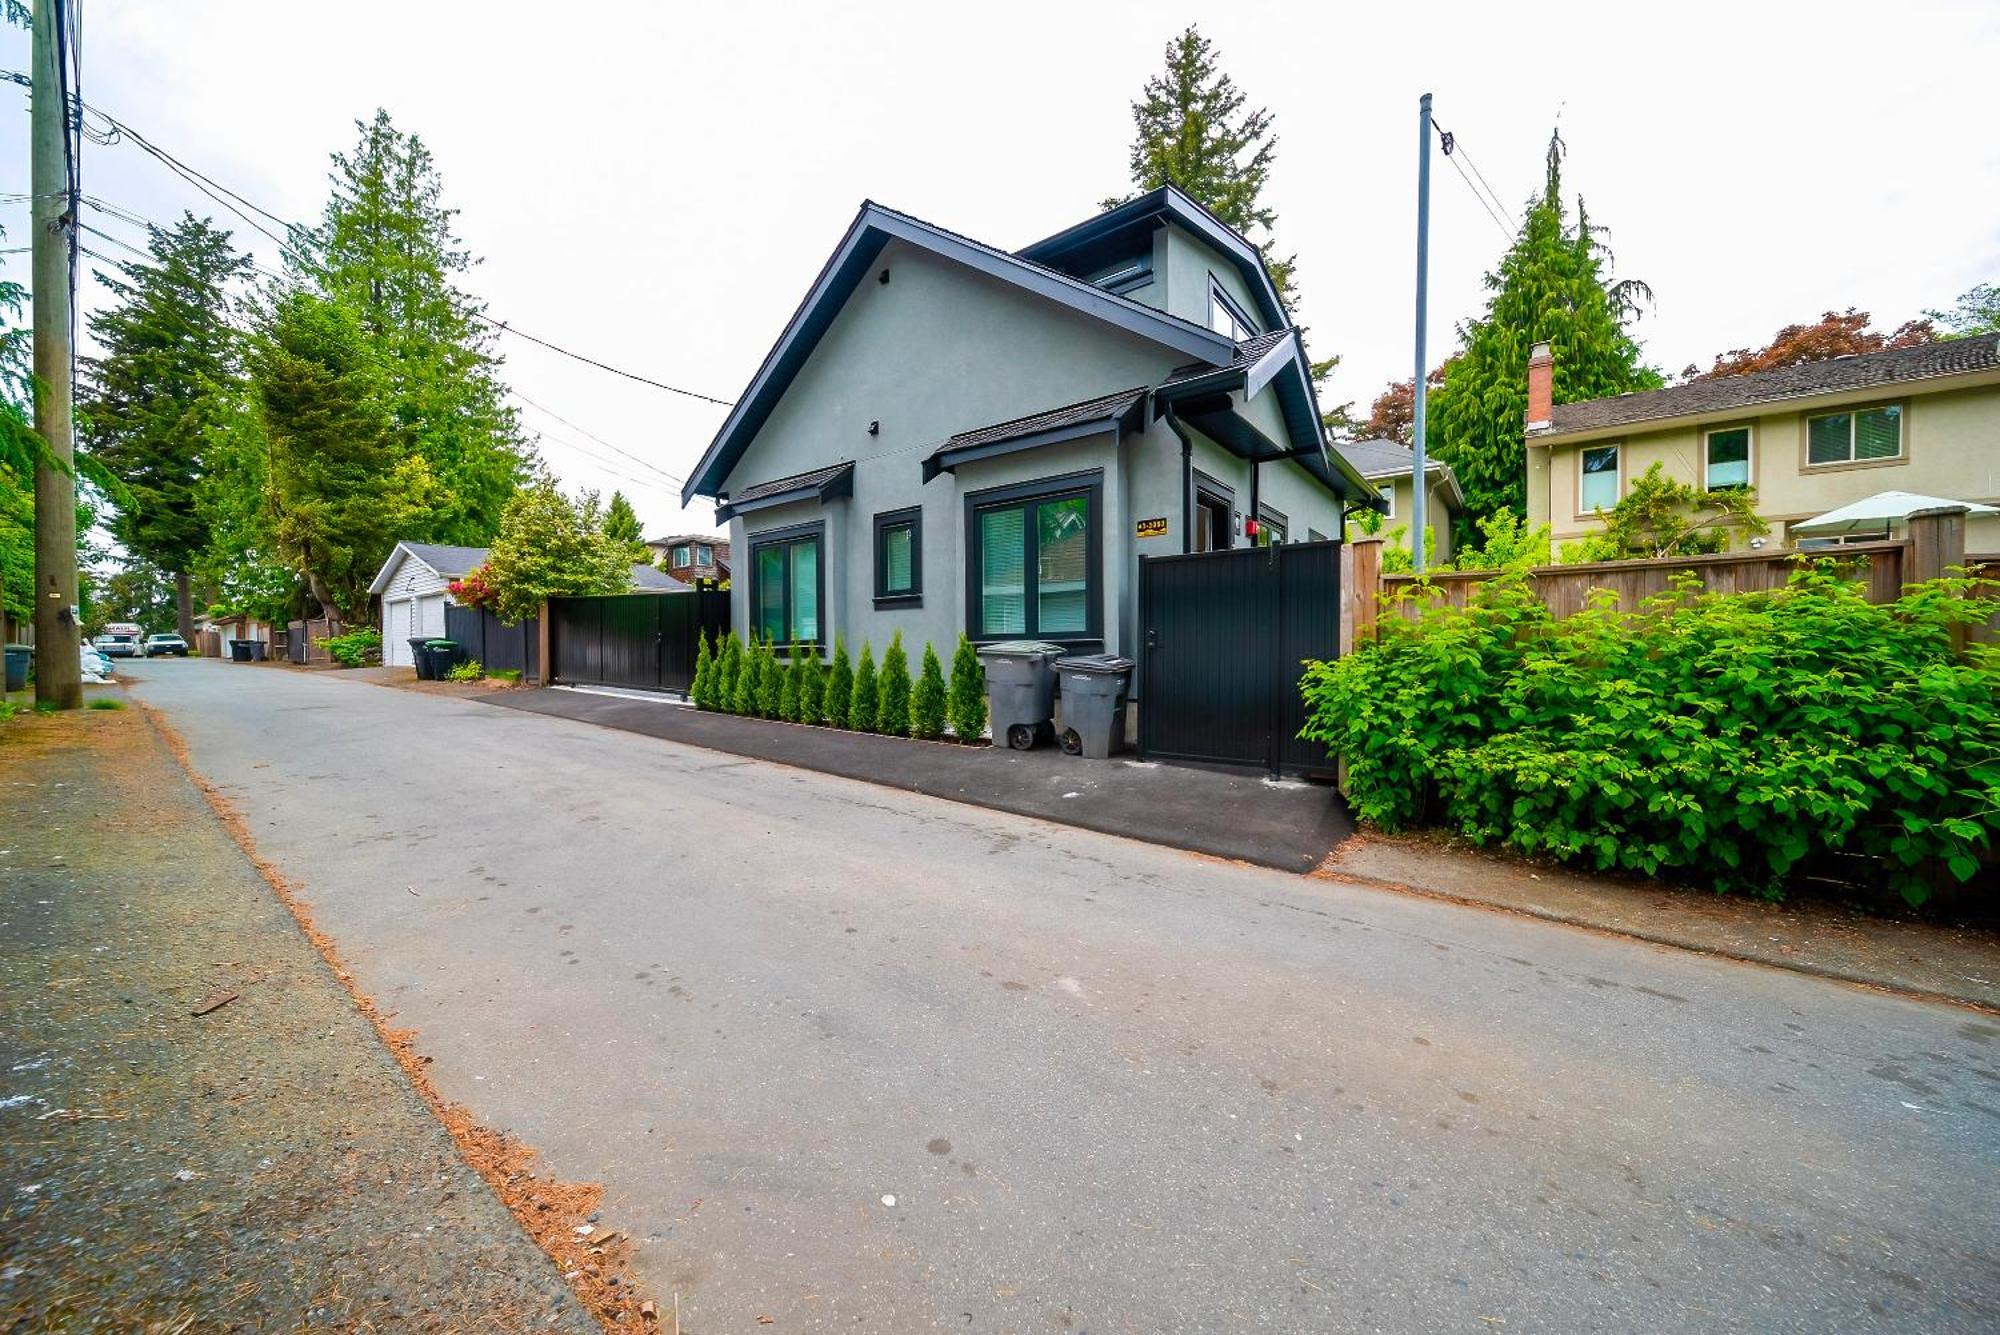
{"left": 872, "top": 507, "right": 923, "bottom": 607}
{"left": 1376, "top": 483, "right": 1396, "bottom": 520}
{"left": 671, "top": 547, "right": 691, "bottom": 568}
{"left": 1579, "top": 445, "right": 1620, "bottom": 512}
{"left": 1705, "top": 427, "right": 1751, "bottom": 490}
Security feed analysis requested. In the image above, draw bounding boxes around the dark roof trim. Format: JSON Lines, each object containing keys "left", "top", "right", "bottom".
{"left": 715, "top": 461, "right": 855, "bottom": 522}
{"left": 683, "top": 201, "right": 1237, "bottom": 503}
{"left": 923, "top": 391, "right": 1145, "bottom": 482}
{"left": 1017, "top": 183, "right": 1288, "bottom": 332}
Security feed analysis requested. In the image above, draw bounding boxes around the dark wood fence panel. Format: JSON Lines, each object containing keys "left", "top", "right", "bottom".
{"left": 443, "top": 604, "right": 539, "bottom": 678}
{"left": 546, "top": 585, "right": 727, "bottom": 694}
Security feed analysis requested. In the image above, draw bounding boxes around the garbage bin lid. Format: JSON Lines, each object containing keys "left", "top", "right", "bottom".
{"left": 424, "top": 639, "right": 458, "bottom": 647}
{"left": 1055, "top": 653, "right": 1135, "bottom": 674}
{"left": 976, "top": 640, "right": 1068, "bottom": 658}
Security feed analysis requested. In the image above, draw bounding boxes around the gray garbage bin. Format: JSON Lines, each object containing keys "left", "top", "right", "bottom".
{"left": 247, "top": 640, "right": 268, "bottom": 662}
{"left": 975, "top": 640, "right": 1066, "bottom": 749}
{"left": 1054, "top": 654, "right": 1135, "bottom": 759}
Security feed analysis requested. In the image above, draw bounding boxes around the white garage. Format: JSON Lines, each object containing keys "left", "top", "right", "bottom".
{"left": 369, "top": 542, "right": 488, "bottom": 668}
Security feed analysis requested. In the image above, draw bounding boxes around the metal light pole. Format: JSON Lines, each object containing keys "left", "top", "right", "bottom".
{"left": 1410, "top": 92, "right": 1432, "bottom": 576}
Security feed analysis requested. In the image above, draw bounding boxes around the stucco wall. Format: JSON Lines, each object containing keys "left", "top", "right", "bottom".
{"left": 1160, "top": 223, "right": 1267, "bottom": 332}
{"left": 1535, "top": 378, "right": 2000, "bottom": 550}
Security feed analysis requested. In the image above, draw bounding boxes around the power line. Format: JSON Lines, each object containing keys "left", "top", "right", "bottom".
{"left": 1430, "top": 118, "right": 1513, "bottom": 244}
{"left": 1452, "top": 139, "right": 1514, "bottom": 223}
{"left": 510, "top": 389, "right": 686, "bottom": 489}
{"left": 479, "top": 315, "right": 733, "bottom": 406}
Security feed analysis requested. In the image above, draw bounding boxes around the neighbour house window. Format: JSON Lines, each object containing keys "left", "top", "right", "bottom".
{"left": 1376, "top": 483, "right": 1396, "bottom": 520}
{"left": 696, "top": 546, "right": 713, "bottom": 567}
{"left": 1705, "top": 427, "right": 1752, "bottom": 490}
{"left": 750, "top": 523, "right": 823, "bottom": 647}
{"left": 873, "top": 507, "right": 923, "bottom": 606}
{"left": 1208, "top": 278, "right": 1258, "bottom": 341}
{"left": 1807, "top": 404, "right": 1903, "bottom": 465}
{"left": 672, "top": 546, "right": 691, "bottom": 568}
{"left": 1579, "top": 445, "right": 1621, "bottom": 512}
{"left": 967, "top": 473, "right": 1102, "bottom": 641}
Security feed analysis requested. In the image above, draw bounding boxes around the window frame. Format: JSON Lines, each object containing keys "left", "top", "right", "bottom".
{"left": 1375, "top": 482, "right": 1396, "bottom": 520}
{"left": 1802, "top": 401, "right": 1906, "bottom": 470}
{"left": 671, "top": 546, "right": 691, "bottom": 569}
{"left": 695, "top": 545, "right": 713, "bottom": 568}
{"left": 1256, "top": 503, "right": 1289, "bottom": 545}
{"left": 1577, "top": 443, "right": 1622, "bottom": 516}
{"left": 1208, "top": 276, "right": 1259, "bottom": 341}
{"left": 963, "top": 469, "right": 1105, "bottom": 647}
{"left": 746, "top": 520, "right": 826, "bottom": 651}
{"left": 1703, "top": 423, "right": 1755, "bottom": 492}
{"left": 872, "top": 506, "right": 924, "bottom": 608}
{"left": 1193, "top": 469, "right": 1235, "bottom": 553}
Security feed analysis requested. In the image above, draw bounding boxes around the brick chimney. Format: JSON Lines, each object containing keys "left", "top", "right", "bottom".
{"left": 1525, "top": 342, "right": 1553, "bottom": 434}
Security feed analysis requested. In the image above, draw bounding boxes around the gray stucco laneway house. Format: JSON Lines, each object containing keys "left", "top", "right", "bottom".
{"left": 680, "top": 186, "right": 1384, "bottom": 700}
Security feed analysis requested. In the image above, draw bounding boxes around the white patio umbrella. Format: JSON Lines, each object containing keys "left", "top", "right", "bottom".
{"left": 1789, "top": 490, "right": 2000, "bottom": 536}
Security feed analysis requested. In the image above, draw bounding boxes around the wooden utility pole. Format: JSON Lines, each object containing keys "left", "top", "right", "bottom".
{"left": 32, "top": 0, "right": 81, "bottom": 708}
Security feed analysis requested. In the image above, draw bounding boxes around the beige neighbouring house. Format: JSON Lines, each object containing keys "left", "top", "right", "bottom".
{"left": 1334, "top": 438, "right": 1466, "bottom": 564}
{"left": 1522, "top": 334, "right": 2000, "bottom": 552}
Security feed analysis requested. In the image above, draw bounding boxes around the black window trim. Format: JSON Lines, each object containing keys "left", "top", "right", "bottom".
{"left": 747, "top": 519, "right": 827, "bottom": 652}
{"left": 1256, "top": 501, "right": 1289, "bottom": 544}
{"left": 963, "top": 468, "right": 1105, "bottom": 648}
{"left": 872, "top": 505, "right": 924, "bottom": 608}
{"left": 1208, "top": 275, "right": 1259, "bottom": 338}
{"left": 1193, "top": 468, "right": 1236, "bottom": 550}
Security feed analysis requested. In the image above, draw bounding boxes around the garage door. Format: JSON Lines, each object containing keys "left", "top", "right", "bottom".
{"left": 383, "top": 598, "right": 415, "bottom": 665}
{"left": 416, "top": 593, "right": 447, "bottom": 642}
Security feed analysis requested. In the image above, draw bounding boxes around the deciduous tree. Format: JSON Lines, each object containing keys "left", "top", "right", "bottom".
{"left": 1683, "top": 309, "right": 1933, "bottom": 382}
{"left": 477, "top": 479, "right": 630, "bottom": 625}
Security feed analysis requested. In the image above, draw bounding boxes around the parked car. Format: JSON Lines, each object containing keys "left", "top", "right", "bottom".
{"left": 143, "top": 633, "right": 189, "bottom": 657}
{"left": 94, "top": 631, "right": 142, "bottom": 659}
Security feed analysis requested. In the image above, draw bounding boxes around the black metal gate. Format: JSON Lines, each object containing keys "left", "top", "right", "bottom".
{"left": 547, "top": 585, "right": 729, "bottom": 694}
{"left": 1137, "top": 540, "right": 1341, "bottom": 775}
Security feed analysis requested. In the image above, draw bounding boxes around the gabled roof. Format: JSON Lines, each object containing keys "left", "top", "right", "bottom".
{"left": 682, "top": 200, "right": 1239, "bottom": 503}
{"left": 1017, "top": 183, "right": 1289, "bottom": 333}
{"left": 714, "top": 461, "right": 856, "bottom": 522}
{"left": 1538, "top": 334, "right": 2000, "bottom": 441}
{"left": 368, "top": 541, "right": 489, "bottom": 594}
{"left": 923, "top": 387, "right": 1147, "bottom": 481}
{"left": 1333, "top": 439, "right": 1466, "bottom": 509}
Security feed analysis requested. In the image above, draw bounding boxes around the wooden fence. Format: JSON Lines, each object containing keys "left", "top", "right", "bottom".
{"left": 1342, "top": 507, "right": 1990, "bottom": 648}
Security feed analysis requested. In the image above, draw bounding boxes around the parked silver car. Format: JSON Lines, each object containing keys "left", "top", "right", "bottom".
{"left": 143, "top": 633, "right": 190, "bottom": 657}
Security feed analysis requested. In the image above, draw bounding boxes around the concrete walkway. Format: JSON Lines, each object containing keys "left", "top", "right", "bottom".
{"left": 123, "top": 659, "right": 2000, "bottom": 1333}
{"left": 483, "top": 683, "right": 1354, "bottom": 872}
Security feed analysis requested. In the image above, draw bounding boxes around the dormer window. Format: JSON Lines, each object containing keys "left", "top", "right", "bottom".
{"left": 672, "top": 546, "right": 691, "bottom": 568}
{"left": 695, "top": 546, "right": 713, "bottom": 567}
{"left": 1209, "top": 278, "right": 1257, "bottom": 341}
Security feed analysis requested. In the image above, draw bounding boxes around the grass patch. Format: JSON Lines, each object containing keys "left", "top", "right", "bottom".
{"left": 489, "top": 668, "right": 521, "bottom": 684}
{"left": 87, "top": 697, "right": 127, "bottom": 711}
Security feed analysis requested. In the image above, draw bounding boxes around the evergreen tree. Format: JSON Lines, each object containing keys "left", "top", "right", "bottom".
{"left": 254, "top": 289, "right": 432, "bottom": 621}
{"left": 719, "top": 631, "right": 744, "bottom": 712}
{"left": 877, "top": 631, "right": 912, "bottom": 735}
{"left": 799, "top": 646, "right": 825, "bottom": 725}
{"left": 731, "top": 634, "right": 759, "bottom": 715}
{"left": 757, "top": 638, "right": 783, "bottom": 718}
{"left": 691, "top": 629, "right": 715, "bottom": 709}
{"left": 1430, "top": 130, "right": 1662, "bottom": 531}
{"left": 778, "top": 644, "right": 801, "bottom": 721}
{"left": 848, "top": 643, "right": 879, "bottom": 733}
{"left": 307, "top": 110, "right": 533, "bottom": 543}
{"left": 948, "top": 634, "right": 987, "bottom": 743}
{"left": 80, "top": 214, "right": 252, "bottom": 639}
{"left": 824, "top": 635, "right": 853, "bottom": 728}
{"left": 911, "top": 642, "right": 946, "bottom": 740}
{"left": 603, "top": 489, "right": 648, "bottom": 563}
{"left": 0, "top": 240, "right": 40, "bottom": 641}
{"left": 1110, "top": 26, "right": 1295, "bottom": 306}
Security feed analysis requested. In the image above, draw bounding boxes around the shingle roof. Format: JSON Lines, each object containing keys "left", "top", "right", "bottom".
{"left": 401, "top": 542, "right": 490, "bottom": 578}
{"left": 938, "top": 386, "right": 1148, "bottom": 453}
{"left": 628, "top": 564, "right": 682, "bottom": 591}
{"left": 1160, "top": 329, "right": 1294, "bottom": 389}
{"left": 1336, "top": 439, "right": 1433, "bottom": 477}
{"left": 1543, "top": 335, "right": 2000, "bottom": 438}
{"left": 725, "top": 461, "right": 856, "bottom": 509}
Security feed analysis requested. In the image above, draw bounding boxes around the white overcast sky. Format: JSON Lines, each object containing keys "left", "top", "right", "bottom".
{"left": 3, "top": 1, "right": 1996, "bottom": 540}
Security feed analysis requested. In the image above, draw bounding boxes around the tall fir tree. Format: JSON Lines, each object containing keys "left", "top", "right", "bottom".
{"left": 307, "top": 110, "right": 533, "bottom": 543}
{"left": 1430, "top": 130, "right": 1661, "bottom": 531}
{"left": 80, "top": 214, "right": 253, "bottom": 638}
{"left": 1110, "top": 26, "right": 1295, "bottom": 306}
{"left": 603, "top": 489, "right": 647, "bottom": 564}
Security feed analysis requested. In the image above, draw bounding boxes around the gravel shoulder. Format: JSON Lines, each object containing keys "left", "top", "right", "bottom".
{"left": 0, "top": 702, "right": 598, "bottom": 1332}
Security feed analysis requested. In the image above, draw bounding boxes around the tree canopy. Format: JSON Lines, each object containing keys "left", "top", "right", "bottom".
{"left": 603, "top": 489, "right": 648, "bottom": 564}
{"left": 481, "top": 481, "right": 632, "bottom": 624}
{"left": 1926, "top": 281, "right": 1999, "bottom": 339}
{"left": 1683, "top": 308, "right": 1933, "bottom": 382}
{"left": 1429, "top": 130, "right": 1662, "bottom": 530}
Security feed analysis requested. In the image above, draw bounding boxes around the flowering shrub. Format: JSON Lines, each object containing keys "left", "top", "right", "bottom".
{"left": 447, "top": 565, "right": 498, "bottom": 610}
{"left": 1301, "top": 566, "right": 1999, "bottom": 905}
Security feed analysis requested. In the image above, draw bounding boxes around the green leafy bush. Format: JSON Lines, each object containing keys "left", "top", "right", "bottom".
{"left": 824, "top": 637, "right": 853, "bottom": 728}
{"left": 799, "top": 647, "right": 825, "bottom": 725}
{"left": 848, "top": 643, "right": 878, "bottom": 733}
{"left": 877, "top": 632, "right": 911, "bottom": 735}
{"left": 320, "top": 627, "right": 382, "bottom": 667}
{"left": 490, "top": 668, "right": 522, "bottom": 684}
{"left": 730, "top": 634, "right": 759, "bottom": 715}
{"left": 717, "top": 631, "right": 743, "bottom": 710}
{"left": 948, "top": 634, "right": 987, "bottom": 743}
{"left": 778, "top": 644, "right": 802, "bottom": 722}
{"left": 445, "top": 658, "right": 485, "bottom": 682}
{"left": 1301, "top": 567, "right": 1999, "bottom": 905}
{"left": 756, "top": 638, "right": 783, "bottom": 718}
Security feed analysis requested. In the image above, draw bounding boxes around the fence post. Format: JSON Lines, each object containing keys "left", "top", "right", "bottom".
{"left": 1344, "top": 538, "right": 1384, "bottom": 653}
{"left": 1906, "top": 505, "right": 1968, "bottom": 585}
{"left": 536, "top": 601, "right": 553, "bottom": 685}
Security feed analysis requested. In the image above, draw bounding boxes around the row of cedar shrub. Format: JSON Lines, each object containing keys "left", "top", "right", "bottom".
{"left": 691, "top": 630, "right": 988, "bottom": 743}
{"left": 1301, "top": 565, "right": 1999, "bottom": 906}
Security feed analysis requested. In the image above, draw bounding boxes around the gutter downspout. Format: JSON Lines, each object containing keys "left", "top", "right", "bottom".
{"left": 1163, "top": 400, "right": 1195, "bottom": 555}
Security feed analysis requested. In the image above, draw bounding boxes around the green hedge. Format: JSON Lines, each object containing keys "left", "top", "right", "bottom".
{"left": 1300, "top": 566, "right": 1999, "bottom": 905}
